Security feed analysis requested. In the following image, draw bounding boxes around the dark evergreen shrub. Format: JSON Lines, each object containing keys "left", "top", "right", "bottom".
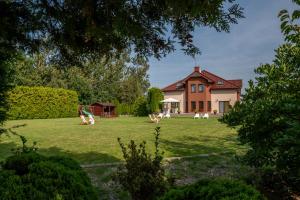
{"left": 133, "top": 96, "right": 148, "bottom": 116}
{"left": 7, "top": 86, "right": 78, "bottom": 119}
{"left": 147, "top": 87, "right": 163, "bottom": 113}
{"left": 160, "top": 179, "right": 265, "bottom": 200}
{"left": 0, "top": 152, "right": 97, "bottom": 200}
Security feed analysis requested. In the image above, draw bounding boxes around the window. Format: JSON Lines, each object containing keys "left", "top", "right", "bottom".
{"left": 199, "top": 101, "right": 204, "bottom": 112}
{"left": 191, "top": 101, "right": 196, "bottom": 111}
{"left": 198, "top": 84, "right": 205, "bottom": 92}
{"left": 217, "top": 80, "right": 224, "bottom": 85}
{"left": 207, "top": 101, "right": 211, "bottom": 111}
{"left": 191, "top": 84, "right": 196, "bottom": 93}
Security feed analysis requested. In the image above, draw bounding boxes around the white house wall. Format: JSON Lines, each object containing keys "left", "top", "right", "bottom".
{"left": 211, "top": 90, "right": 238, "bottom": 113}
{"left": 163, "top": 91, "right": 185, "bottom": 113}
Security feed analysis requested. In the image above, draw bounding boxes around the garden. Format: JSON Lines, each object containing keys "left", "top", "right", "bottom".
{"left": 1, "top": 1, "right": 299, "bottom": 200}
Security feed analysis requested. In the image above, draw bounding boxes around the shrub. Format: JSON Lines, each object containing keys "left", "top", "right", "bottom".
{"left": 220, "top": 4, "right": 300, "bottom": 193}
{"left": 114, "top": 127, "right": 169, "bottom": 200}
{"left": 0, "top": 152, "right": 97, "bottom": 200}
{"left": 133, "top": 96, "right": 148, "bottom": 116}
{"left": 160, "top": 179, "right": 265, "bottom": 200}
{"left": 147, "top": 87, "right": 163, "bottom": 113}
{"left": 7, "top": 86, "right": 78, "bottom": 119}
{"left": 114, "top": 101, "right": 134, "bottom": 115}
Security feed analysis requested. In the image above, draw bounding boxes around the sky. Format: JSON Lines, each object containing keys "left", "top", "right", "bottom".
{"left": 148, "top": 0, "right": 297, "bottom": 93}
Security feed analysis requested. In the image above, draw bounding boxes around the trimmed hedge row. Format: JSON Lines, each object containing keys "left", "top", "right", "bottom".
{"left": 8, "top": 86, "right": 78, "bottom": 119}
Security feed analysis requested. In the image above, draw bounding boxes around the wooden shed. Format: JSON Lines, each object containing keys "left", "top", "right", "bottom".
{"left": 89, "top": 102, "right": 116, "bottom": 117}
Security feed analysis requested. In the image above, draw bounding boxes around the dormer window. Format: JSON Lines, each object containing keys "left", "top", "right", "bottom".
{"left": 217, "top": 80, "right": 224, "bottom": 85}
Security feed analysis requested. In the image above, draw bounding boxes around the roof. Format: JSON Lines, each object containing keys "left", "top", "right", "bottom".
{"left": 161, "top": 79, "right": 185, "bottom": 92}
{"left": 162, "top": 69, "right": 242, "bottom": 92}
{"left": 202, "top": 70, "right": 242, "bottom": 90}
{"left": 91, "top": 102, "right": 115, "bottom": 107}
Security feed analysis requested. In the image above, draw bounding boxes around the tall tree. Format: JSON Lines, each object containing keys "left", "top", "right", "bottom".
{"left": 0, "top": 0, "right": 244, "bottom": 128}
{"left": 221, "top": 1, "right": 300, "bottom": 192}
{"left": 147, "top": 87, "right": 164, "bottom": 113}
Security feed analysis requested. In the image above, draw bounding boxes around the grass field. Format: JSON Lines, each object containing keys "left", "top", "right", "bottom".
{"left": 1, "top": 116, "right": 245, "bottom": 164}
{"left": 1, "top": 116, "right": 251, "bottom": 199}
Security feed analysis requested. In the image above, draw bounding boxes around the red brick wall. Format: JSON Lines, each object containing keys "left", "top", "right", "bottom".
{"left": 186, "top": 77, "right": 211, "bottom": 113}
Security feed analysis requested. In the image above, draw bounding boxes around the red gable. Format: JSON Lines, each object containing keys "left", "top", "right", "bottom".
{"left": 162, "top": 68, "right": 242, "bottom": 92}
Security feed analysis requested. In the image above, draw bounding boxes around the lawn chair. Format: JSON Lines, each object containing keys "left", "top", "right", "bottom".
{"left": 193, "top": 113, "right": 200, "bottom": 119}
{"left": 165, "top": 110, "right": 171, "bottom": 119}
{"left": 158, "top": 113, "right": 164, "bottom": 118}
{"left": 149, "top": 114, "right": 160, "bottom": 123}
{"left": 203, "top": 113, "right": 209, "bottom": 119}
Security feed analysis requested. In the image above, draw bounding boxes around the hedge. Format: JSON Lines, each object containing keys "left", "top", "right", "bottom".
{"left": 7, "top": 86, "right": 78, "bottom": 119}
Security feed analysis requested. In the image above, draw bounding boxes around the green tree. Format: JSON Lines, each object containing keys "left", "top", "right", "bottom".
{"left": 147, "top": 87, "right": 164, "bottom": 113}
{"left": 0, "top": 0, "right": 244, "bottom": 129}
{"left": 133, "top": 96, "right": 148, "bottom": 116}
{"left": 221, "top": 2, "right": 300, "bottom": 192}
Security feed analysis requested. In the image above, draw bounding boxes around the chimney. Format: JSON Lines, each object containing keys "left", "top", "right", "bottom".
{"left": 194, "top": 66, "right": 201, "bottom": 73}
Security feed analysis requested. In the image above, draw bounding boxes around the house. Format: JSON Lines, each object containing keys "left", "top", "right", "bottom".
{"left": 161, "top": 66, "right": 242, "bottom": 114}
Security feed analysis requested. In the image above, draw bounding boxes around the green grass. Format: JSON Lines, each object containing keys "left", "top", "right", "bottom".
{"left": 1, "top": 116, "right": 246, "bottom": 164}
{"left": 1, "top": 116, "right": 253, "bottom": 200}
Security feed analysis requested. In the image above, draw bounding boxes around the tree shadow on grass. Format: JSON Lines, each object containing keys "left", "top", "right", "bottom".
{"left": 38, "top": 146, "right": 120, "bottom": 164}
{"left": 160, "top": 135, "right": 238, "bottom": 157}
{"left": 0, "top": 142, "right": 120, "bottom": 165}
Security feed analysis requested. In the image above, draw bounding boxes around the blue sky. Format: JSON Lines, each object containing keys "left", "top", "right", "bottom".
{"left": 148, "top": 0, "right": 297, "bottom": 93}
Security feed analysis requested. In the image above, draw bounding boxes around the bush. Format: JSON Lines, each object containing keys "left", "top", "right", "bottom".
{"left": 220, "top": 4, "right": 300, "bottom": 193}
{"left": 147, "top": 87, "right": 163, "bottom": 113}
{"left": 7, "top": 86, "right": 78, "bottom": 119}
{"left": 0, "top": 152, "right": 97, "bottom": 200}
{"left": 114, "top": 127, "right": 169, "bottom": 200}
{"left": 160, "top": 179, "right": 265, "bottom": 200}
{"left": 133, "top": 96, "right": 148, "bottom": 116}
{"left": 113, "top": 100, "right": 134, "bottom": 115}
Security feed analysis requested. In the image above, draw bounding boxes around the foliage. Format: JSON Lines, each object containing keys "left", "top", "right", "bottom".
{"left": 133, "top": 96, "right": 149, "bottom": 116}
{"left": 8, "top": 51, "right": 150, "bottom": 105}
{"left": 7, "top": 86, "right": 78, "bottom": 119}
{"left": 0, "top": 152, "right": 97, "bottom": 200}
{"left": 0, "top": 1, "right": 243, "bottom": 61}
{"left": 0, "top": 0, "right": 244, "bottom": 133}
{"left": 147, "top": 87, "right": 164, "bottom": 113}
{"left": 220, "top": 2, "right": 300, "bottom": 192}
{"left": 114, "top": 127, "right": 169, "bottom": 200}
{"left": 160, "top": 179, "right": 265, "bottom": 200}
{"left": 115, "top": 102, "right": 135, "bottom": 115}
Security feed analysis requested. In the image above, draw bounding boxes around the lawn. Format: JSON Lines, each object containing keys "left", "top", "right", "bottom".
{"left": 0, "top": 116, "right": 245, "bottom": 165}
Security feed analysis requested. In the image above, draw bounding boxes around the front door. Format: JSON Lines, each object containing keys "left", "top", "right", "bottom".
{"left": 219, "top": 101, "right": 230, "bottom": 113}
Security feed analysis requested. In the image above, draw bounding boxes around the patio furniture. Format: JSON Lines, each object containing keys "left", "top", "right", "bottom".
{"left": 158, "top": 113, "right": 164, "bottom": 118}
{"left": 194, "top": 113, "right": 200, "bottom": 119}
{"left": 149, "top": 114, "right": 160, "bottom": 123}
{"left": 203, "top": 113, "right": 209, "bottom": 119}
{"left": 165, "top": 110, "right": 171, "bottom": 118}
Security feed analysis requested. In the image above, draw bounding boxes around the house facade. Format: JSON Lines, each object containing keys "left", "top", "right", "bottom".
{"left": 161, "top": 66, "right": 242, "bottom": 113}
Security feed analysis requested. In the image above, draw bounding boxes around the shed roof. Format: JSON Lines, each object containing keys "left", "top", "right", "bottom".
{"left": 91, "top": 102, "right": 115, "bottom": 107}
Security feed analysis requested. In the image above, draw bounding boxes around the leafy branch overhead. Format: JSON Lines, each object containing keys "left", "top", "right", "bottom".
{"left": 1, "top": 0, "right": 244, "bottom": 61}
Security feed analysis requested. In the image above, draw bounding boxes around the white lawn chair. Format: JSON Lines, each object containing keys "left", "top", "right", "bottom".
{"left": 165, "top": 111, "right": 171, "bottom": 119}
{"left": 158, "top": 113, "right": 164, "bottom": 118}
{"left": 149, "top": 114, "right": 160, "bottom": 123}
{"left": 193, "top": 113, "right": 200, "bottom": 119}
{"left": 203, "top": 113, "right": 209, "bottom": 119}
